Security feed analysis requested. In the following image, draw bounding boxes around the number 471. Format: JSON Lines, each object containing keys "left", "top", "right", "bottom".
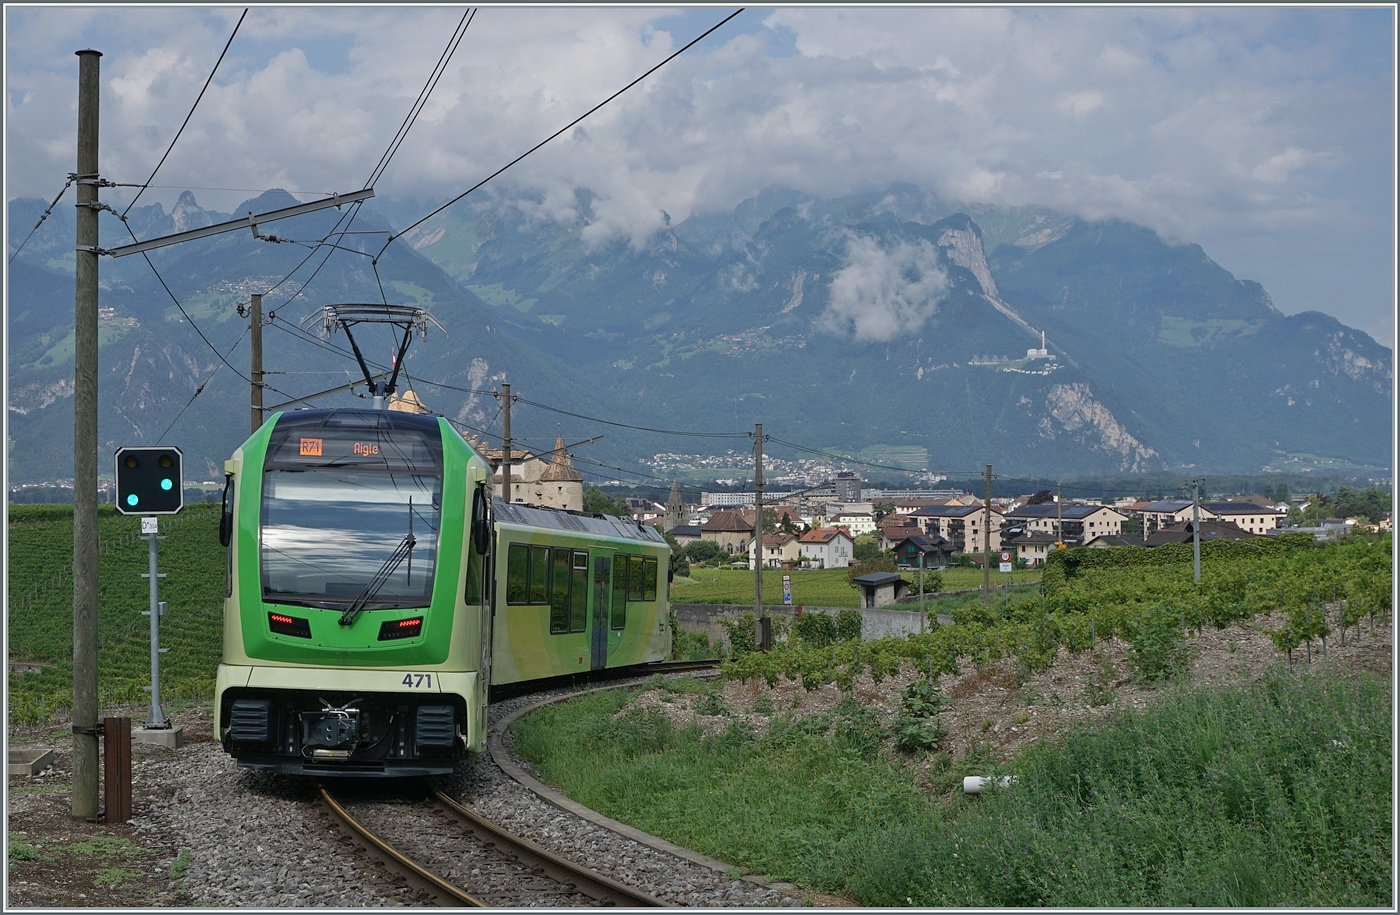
{"left": 402, "top": 673, "right": 432, "bottom": 688}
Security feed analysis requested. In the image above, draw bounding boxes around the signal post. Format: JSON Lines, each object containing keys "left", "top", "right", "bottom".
{"left": 114, "top": 446, "right": 185, "bottom": 747}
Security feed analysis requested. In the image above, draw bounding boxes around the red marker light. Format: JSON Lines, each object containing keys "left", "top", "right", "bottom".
{"left": 378, "top": 617, "right": 423, "bottom": 641}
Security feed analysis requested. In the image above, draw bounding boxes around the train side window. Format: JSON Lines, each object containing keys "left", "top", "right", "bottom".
{"left": 569, "top": 550, "right": 589, "bottom": 632}
{"left": 529, "top": 546, "right": 549, "bottom": 603}
{"left": 611, "top": 555, "right": 628, "bottom": 630}
{"left": 222, "top": 477, "right": 234, "bottom": 597}
{"left": 550, "top": 548, "right": 571, "bottom": 634}
{"left": 507, "top": 544, "right": 527, "bottom": 604}
{"left": 643, "top": 557, "right": 658, "bottom": 601}
{"left": 628, "top": 555, "right": 645, "bottom": 600}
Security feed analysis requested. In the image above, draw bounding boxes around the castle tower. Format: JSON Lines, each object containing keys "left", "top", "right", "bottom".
{"left": 537, "top": 433, "right": 583, "bottom": 511}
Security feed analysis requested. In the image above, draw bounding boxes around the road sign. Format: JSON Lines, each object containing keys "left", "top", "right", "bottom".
{"left": 999, "top": 550, "right": 1011, "bottom": 563}
{"left": 782, "top": 574, "right": 792, "bottom": 605}
{"left": 1000, "top": 561, "right": 1013, "bottom": 573}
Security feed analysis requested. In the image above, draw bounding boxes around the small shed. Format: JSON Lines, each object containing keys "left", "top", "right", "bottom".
{"left": 851, "top": 572, "right": 910, "bottom": 609}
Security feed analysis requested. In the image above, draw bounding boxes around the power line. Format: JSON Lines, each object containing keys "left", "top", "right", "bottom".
{"left": 155, "top": 327, "right": 249, "bottom": 444}
{"left": 260, "top": 10, "right": 475, "bottom": 316}
{"left": 765, "top": 436, "right": 982, "bottom": 477}
{"left": 368, "top": 8, "right": 475, "bottom": 188}
{"left": 378, "top": 8, "right": 745, "bottom": 260}
{"left": 8, "top": 176, "right": 74, "bottom": 264}
{"left": 121, "top": 9, "right": 248, "bottom": 218}
{"left": 513, "top": 395, "right": 750, "bottom": 439}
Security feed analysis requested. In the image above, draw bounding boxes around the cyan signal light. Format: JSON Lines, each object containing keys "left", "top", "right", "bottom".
{"left": 127, "top": 494, "right": 139, "bottom": 506}
{"left": 161, "top": 479, "right": 172, "bottom": 490}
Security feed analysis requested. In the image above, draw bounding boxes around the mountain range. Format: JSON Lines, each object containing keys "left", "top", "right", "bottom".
{"left": 6, "top": 184, "right": 1392, "bottom": 486}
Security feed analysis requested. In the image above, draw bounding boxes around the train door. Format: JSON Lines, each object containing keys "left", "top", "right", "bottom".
{"left": 590, "top": 555, "right": 611, "bottom": 669}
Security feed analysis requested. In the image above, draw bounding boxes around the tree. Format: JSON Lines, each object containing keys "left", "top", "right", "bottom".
{"left": 583, "top": 487, "right": 631, "bottom": 517}
{"left": 846, "top": 557, "right": 896, "bottom": 588}
{"left": 685, "top": 540, "right": 722, "bottom": 563}
{"left": 1274, "top": 483, "right": 1291, "bottom": 504}
{"left": 761, "top": 507, "right": 778, "bottom": 532}
{"left": 852, "top": 533, "right": 885, "bottom": 565}
{"left": 780, "top": 512, "right": 796, "bottom": 534}
{"left": 873, "top": 502, "right": 897, "bottom": 523}
{"left": 664, "top": 532, "right": 689, "bottom": 579}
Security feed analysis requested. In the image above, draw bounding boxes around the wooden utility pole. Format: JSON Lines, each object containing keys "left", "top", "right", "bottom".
{"left": 249, "top": 293, "right": 263, "bottom": 434}
{"left": 982, "top": 464, "right": 992, "bottom": 603}
{"left": 753, "top": 423, "right": 769, "bottom": 650}
{"left": 1056, "top": 483, "right": 1063, "bottom": 546}
{"left": 500, "top": 383, "right": 512, "bottom": 503}
{"left": 72, "top": 48, "right": 102, "bottom": 821}
{"left": 1192, "top": 478, "right": 1202, "bottom": 582}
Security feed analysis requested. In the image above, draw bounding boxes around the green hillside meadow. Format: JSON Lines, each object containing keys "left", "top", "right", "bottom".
{"left": 7, "top": 504, "right": 225, "bottom": 724}
{"left": 514, "top": 535, "right": 1393, "bottom": 906}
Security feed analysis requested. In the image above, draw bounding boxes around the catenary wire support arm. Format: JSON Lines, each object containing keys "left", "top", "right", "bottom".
{"left": 100, "top": 189, "right": 375, "bottom": 258}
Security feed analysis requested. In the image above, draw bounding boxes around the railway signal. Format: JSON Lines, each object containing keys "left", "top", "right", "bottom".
{"left": 114, "top": 446, "right": 184, "bottom": 515}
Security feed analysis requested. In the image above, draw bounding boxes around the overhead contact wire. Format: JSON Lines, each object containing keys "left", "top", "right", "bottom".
{"left": 121, "top": 9, "right": 248, "bottom": 218}
{"left": 378, "top": 8, "right": 745, "bottom": 260}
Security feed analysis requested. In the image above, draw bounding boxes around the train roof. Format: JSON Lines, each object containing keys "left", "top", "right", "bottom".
{"left": 492, "top": 496, "right": 666, "bottom": 545}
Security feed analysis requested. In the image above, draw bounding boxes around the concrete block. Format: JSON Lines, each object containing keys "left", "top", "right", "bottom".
{"left": 8, "top": 749, "right": 54, "bottom": 777}
{"left": 133, "top": 726, "right": 184, "bottom": 748}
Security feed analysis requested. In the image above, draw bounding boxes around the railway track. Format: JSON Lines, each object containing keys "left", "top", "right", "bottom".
{"left": 317, "top": 780, "right": 669, "bottom": 907}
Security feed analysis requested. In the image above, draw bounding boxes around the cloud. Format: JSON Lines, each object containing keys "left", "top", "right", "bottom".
{"left": 4, "top": 7, "right": 1391, "bottom": 338}
{"left": 819, "top": 232, "right": 949, "bottom": 343}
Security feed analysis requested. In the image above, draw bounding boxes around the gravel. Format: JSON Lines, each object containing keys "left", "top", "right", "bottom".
{"left": 121, "top": 681, "right": 803, "bottom": 907}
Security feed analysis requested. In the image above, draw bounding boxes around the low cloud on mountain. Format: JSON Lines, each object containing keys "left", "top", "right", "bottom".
{"left": 819, "top": 233, "right": 948, "bottom": 343}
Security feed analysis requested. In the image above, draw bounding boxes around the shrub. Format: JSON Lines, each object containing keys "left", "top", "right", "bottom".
{"left": 1128, "top": 602, "right": 1189, "bottom": 684}
{"left": 721, "top": 612, "right": 757, "bottom": 657}
{"left": 892, "top": 679, "right": 948, "bottom": 753}
{"left": 792, "top": 611, "right": 838, "bottom": 648}
{"left": 836, "top": 609, "right": 863, "bottom": 642}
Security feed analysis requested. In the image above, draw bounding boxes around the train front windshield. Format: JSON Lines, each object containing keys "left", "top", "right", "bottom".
{"left": 260, "top": 412, "right": 443, "bottom": 611}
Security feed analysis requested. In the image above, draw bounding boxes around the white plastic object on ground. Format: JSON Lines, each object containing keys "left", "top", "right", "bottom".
{"left": 963, "top": 775, "right": 1018, "bottom": 794}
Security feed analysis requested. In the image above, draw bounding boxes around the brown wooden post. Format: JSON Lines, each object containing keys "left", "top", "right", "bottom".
{"left": 102, "top": 717, "right": 132, "bottom": 823}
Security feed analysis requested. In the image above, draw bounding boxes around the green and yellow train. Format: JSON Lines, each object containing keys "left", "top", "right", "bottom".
{"left": 214, "top": 407, "right": 671, "bottom": 776}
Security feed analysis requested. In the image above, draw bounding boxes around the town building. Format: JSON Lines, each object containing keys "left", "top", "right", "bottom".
{"left": 889, "top": 532, "right": 953, "bottom": 569}
{"left": 1145, "top": 520, "right": 1257, "bottom": 546}
{"left": 829, "top": 511, "right": 876, "bottom": 537}
{"left": 1002, "top": 503, "right": 1128, "bottom": 546}
{"left": 700, "top": 509, "right": 754, "bottom": 555}
{"left": 909, "top": 503, "right": 1004, "bottom": 553}
{"left": 1005, "top": 530, "right": 1059, "bottom": 566}
{"left": 833, "top": 471, "right": 862, "bottom": 503}
{"left": 753, "top": 532, "right": 802, "bottom": 569}
{"left": 797, "top": 528, "right": 854, "bottom": 568}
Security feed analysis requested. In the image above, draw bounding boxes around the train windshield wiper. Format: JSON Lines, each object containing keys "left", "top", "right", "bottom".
{"left": 339, "top": 500, "right": 415, "bottom": 627}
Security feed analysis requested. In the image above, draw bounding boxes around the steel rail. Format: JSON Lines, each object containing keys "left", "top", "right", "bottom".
{"left": 428, "top": 786, "right": 670, "bottom": 907}
{"left": 316, "top": 783, "right": 484, "bottom": 907}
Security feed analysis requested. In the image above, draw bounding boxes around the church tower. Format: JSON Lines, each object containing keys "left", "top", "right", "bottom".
{"left": 663, "top": 478, "right": 685, "bottom": 531}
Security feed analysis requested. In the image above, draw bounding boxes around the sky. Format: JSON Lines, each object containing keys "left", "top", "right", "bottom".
{"left": 5, "top": 5, "right": 1396, "bottom": 346}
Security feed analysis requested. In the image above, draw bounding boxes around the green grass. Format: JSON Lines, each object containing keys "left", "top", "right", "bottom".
{"left": 510, "top": 670, "right": 1391, "bottom": 907}
{"left": 7, "top": 505, "right": 225, "bottom": 723}
{"left": 670, "top": 566, "right": 1039, "bottom": 607}
{"left": 170, "top": 848, "right": 192, "bottom": 881}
